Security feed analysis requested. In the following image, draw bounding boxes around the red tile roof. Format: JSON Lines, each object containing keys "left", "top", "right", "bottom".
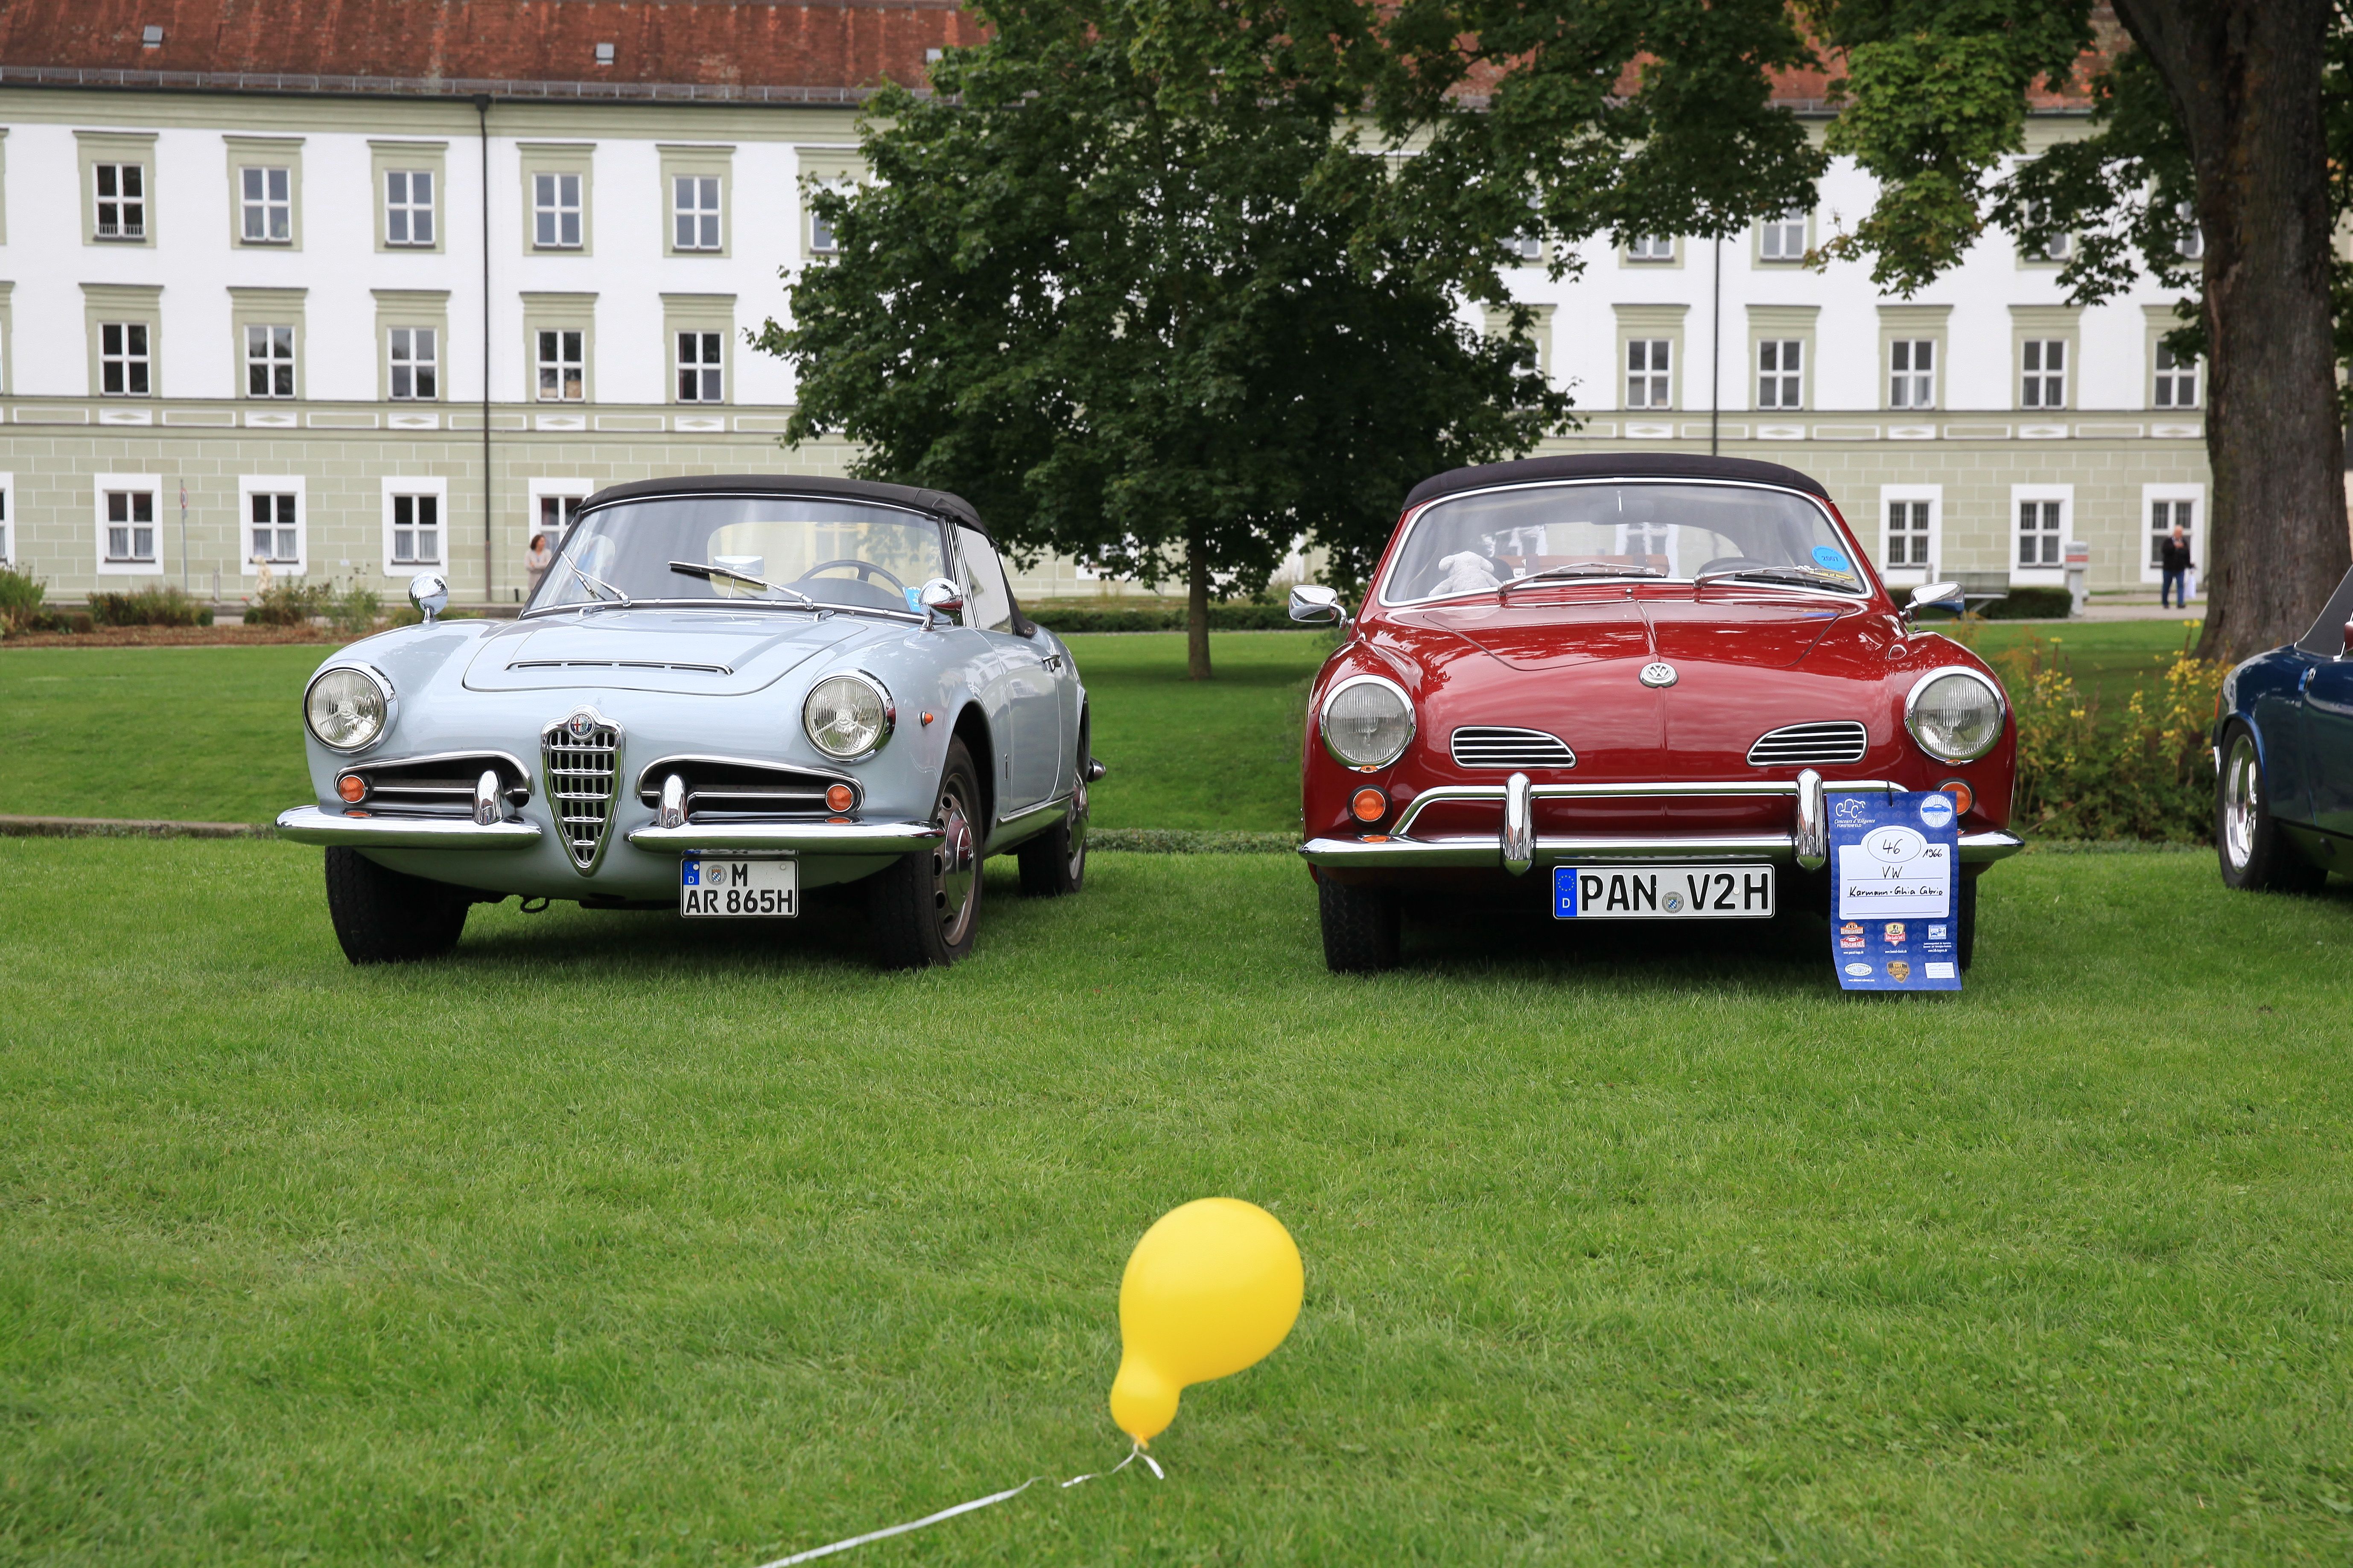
{"left": 0, "top": 0, "right": 980, "bottom": 96}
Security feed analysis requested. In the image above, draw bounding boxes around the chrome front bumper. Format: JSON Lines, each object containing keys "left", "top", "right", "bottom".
{"left": 1299, "top": 772, "right": 2026, "bottom": 871}
{"left": 276, "top": 805, "right": 544, "bottom": 850}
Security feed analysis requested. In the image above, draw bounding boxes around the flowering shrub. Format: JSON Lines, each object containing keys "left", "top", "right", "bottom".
{"left": 1991, "top": 634, "right": 2226, "bottom": 842}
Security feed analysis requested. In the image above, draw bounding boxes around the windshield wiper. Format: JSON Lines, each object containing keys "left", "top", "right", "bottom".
{"left": 668, "top": 560, "right": 818, "bottom": 609}
{"left": 563, "top": 556, "right": 632, "bottom": 608}
{"left": 1695, "top": 565, "right": 1861, "bottom": 592}
{"left": 1498, "top": 562, "right": 1667, "bottom": 594}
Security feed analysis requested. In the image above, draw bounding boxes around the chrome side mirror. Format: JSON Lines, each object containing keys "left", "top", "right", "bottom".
{"left": 1904, "top": 580, "right": 1964, "bottom": 631}
{"left": 1289, "top": 583, "right": 1348, "bottom": 627}
{"left": 408, "top": 571, "right": 449, "bottom": 624}
{"left": 916, "top": 576, "right": 965, "bottom": 630}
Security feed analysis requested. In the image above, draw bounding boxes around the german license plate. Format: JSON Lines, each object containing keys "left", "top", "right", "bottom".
{"left": 680, "top": 854, "right": 798, "bottom": 918}
{"left": 1553, "top": 865, "right": 1775, "bottom": 919}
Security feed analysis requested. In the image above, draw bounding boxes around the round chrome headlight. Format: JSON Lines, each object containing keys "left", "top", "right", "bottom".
{"left": 1905, "top": 667, "right": 2005, "bottom": 763}
{"left": 1320, "top": 673, "right": 1416, "bottom": 769}
{"left": 303, "top": 666, "right": 393, "bottom": 752}
{"left": 803, "top": 673, "right": 894, "bottom": 760}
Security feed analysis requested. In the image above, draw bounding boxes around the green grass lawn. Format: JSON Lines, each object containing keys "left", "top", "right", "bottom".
{"left": 2, "top": 840, "right": 2349, "bottom": 1563}
{"left": 1955, "top": 619, "right": 2207, "bottom": 711}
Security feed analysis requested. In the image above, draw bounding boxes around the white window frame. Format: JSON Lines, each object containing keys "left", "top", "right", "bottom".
{"left": 2152, "top": 342, "right": 2200, "bottom": 409}
{"left": 526, "top": 477, "right": 593, "bottom": 554}
{"left": 239, "top": 165, "right": 292, "bottom": 244}
{"left": 245, "top": 323, "right": 297, "bottom": 399}
{"left": 536, "top": 327, "right": 586, "bottom": 402}
{"left": 1758, "top": 208, "right": 1807, "bottom": 261}
{"left": 1624, "top": 234, "right": 1676, "bottom": 262}
{"left": 673, "top": 175, "right": 722, "bottom": 251}
{"left": 1877, "top": 485, "right": 1941, "bottom": 584}
{"left": 238, "top": 475, "right": 307, "bottom": 577}
{"left": 93, "top": 472, "right": 163, "bottom": 576}
{"left": 533, "top": 172, "right": 584, "bottom": 250}
{"left": 0, "top": 473, "right": 15, "bottom": 566}
{"left": 93, "top": 162, "right": 146, "bottom": 240}
{"left": 388, "top": 325, "right": 439, "bottom": 401}
{"left": 1626, "top": 339, "right": 1672, "bottom": 409}
{"left": 382, "top": 476, "right": 450, "bottom": 571}
{"left": 2141, "top": 481, "right": 2205, "bottom": 588}
{"left": 1756, "top": 339, "right": 1803, "bottom": 410}
{"left": 99, "top": 321, "right": 152, "bottom": 397}
{"left": 1888, "top": 338, "right": 1936, "bottom": 410}
{"left": 806, "top": 180, "right": 849, "bottom": 256}
{"left": 385, "top": 169, "right": 436, "bottom": 247}
{"left": 2010, "top": 483, "right": 2073, "bottom": 586}
{"left": 675, "top": 329, "right": 724, "bottom": 402}
{"left": 2020, "top": 338, "right": 2067, "bottom": 409}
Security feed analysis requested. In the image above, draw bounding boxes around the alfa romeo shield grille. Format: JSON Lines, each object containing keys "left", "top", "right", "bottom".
{"left": 1451, "top": 726, "right": 1576, "bottom": 768}
{"left": 1746, "top": 720, "right": 1868, "bottom": 767}
{"left": 543, "top": 708, "right": 621, "bottom": 870}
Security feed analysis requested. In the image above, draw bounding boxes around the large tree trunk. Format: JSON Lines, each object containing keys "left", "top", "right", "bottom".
{"left": 1186, "top": 533, "right": 1213, "bottom": 680}
{"left": 2114, "top": 0, "right": 2350, "bottom": 662}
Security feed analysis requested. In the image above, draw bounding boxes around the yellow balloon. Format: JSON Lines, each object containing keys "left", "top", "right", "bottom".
{"left": 1109, "top": 1198, "right": 1303, "bottom": 1447}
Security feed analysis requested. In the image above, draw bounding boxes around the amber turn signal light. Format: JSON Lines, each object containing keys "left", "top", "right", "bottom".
{"left": 825, "top": 782, "right": 856, "bottom": 813}
{"left": 1350, "top": 787, "right": 1387, "bottom": 823}
{"left": 1938, "top": 778, "right": 1974, "bottom": 815}
{"left": 336, "top": 775, "right": 366, "bottom": 803}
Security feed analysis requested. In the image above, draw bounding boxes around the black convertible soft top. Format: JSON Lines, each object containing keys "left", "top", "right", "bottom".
{"left": 1401, "top": 452, "right": 1833, "bottom": 511}
{"left": 2297, "top": 564, "right": 2353, "bottom": 656}
{"left": 580, "top": 472, "right": 987, "bottom": 536}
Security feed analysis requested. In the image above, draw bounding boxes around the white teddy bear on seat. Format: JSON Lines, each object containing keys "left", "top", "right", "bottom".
{"left": 1433, "top": 551, "right": 1502, "bottom": 596}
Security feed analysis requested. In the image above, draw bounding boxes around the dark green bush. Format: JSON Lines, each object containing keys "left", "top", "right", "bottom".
{"left": 327, "top": 584, "right": 383, "bottom": 637}
{"left": 243, "top": 581, "right": 332, "bottom": 626}
{"left": 1975, "top": 586, "right": 2076, "bottom": 621}
{"left": 87, "top": 586, "right": 214, "bottom": 627}
{"left": 0, "top": 566, "right": 45, "bottom": 635}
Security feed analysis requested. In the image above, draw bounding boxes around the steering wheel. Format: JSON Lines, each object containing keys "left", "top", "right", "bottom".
{"left": 795, "top": 559, "right": 909, "bottom": 595}
{"left": 1696, "top": 556, "right": 1770, "bottom": 577}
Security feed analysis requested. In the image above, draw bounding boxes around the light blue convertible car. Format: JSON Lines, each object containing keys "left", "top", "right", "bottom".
{"left": 277, "top": 475, "right": 1099, "bottom": 968}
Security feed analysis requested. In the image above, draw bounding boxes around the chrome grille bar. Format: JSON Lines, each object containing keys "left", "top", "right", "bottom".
{"left": 1746, "top": 721, "right": 1868, "bottom": 767}
{"left": 541, "top": 708, "right": 622, "bottom": 871}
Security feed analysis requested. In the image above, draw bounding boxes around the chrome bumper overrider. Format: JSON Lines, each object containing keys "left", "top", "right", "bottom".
{"left": 275, "top": 805, "right": 543, "bottom": 850}
{"left": 625, "top": 820, "right": 943, "bottom": 853}
{"left": 1299, "top": 773, "right": 2027, "bottom": 871}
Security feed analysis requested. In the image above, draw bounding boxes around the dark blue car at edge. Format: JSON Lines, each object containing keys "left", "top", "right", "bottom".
{"left": 2214, "top": 564, "right": 2353, "bottom": 889}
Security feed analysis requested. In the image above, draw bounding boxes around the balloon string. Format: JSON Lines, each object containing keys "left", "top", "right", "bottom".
{"left": 750, "top": 1446, "right": 1162, "bottom": 1568}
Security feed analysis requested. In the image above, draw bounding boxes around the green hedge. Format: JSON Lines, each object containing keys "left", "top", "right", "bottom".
{"left": 88, "top": 586, "right": 214, "bottom": 627}
{"left": 1975, "top": 586, "right": 2076, "bottom": 621}
{"left": 1025, "top": 602, "right": 1315, "bottom": 634}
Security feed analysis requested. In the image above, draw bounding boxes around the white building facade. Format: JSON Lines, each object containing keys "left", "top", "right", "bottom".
{"left": 0, "top": 51, "right": 2209, "bottom": 608}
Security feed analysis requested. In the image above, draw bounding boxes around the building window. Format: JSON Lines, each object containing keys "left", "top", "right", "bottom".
{"left": 385, "top": 170, "right": 435, "bottom": 246}
{"left": 1625, "top": 234, "right": 1674, "bottom": 262}
{"left": 249, "top": 492, "right": 299, "bottom": 565}
{"left": 390, "top": 493, "right": 441, "bottom": 566}
{"left": 2153, "top": 343, "right": 2200, "bottom": 408}
{"left": 2149, "top": 498, "right": 2196, "bottom": 571}
{"left": 100, "top": 322, "right": 151, "bottom": 396}
{"left": 1759, "top": 208, "right": 1806, "bottom": 260}
{"left": 674, "top": 176, "right": 721, "bottom": 251}
{"left": 389, "top": 327, "right": 438, "bottom": 400}
{"left": 240, "top": 166, "right": 292, "bottom": 243}
{"left": 1886, "top": 500, "right": 1933, "bottom": 568}
{"left": 2021, "top": 340, "right": 2067, "bottom": 408}
{"left": 534, "top": 172, "right": 584, "bottom": 249}
{"left": 1626, "top": 340, "right": 1671, "bottom": 408}
{"left": 245, "top": 324, "right": 295, "bottom": 398}
{"left": 93, "top": 163, "right": 146, "bottom": 239}
{"left": 1889, "top": 340, "right": 1935, "bottom": 409}
{"left": 1756, "top": 340, "right": 1802, "bottom": 409}
{"left": 105, "top": 489, "right": 157, "bottom": 562}
{"left": 809, "top": 204, "right": 839, "bottom": 256}
{"left": 539, "top": 493, "right": 583, "bottom": 542}
{"left": 537, "top": 329, "right": 585, "bottom": 401}
{"left": 2018, "top": 498, "right": 2064, "bottom": 568}
{"left": 676, "top": 331, "right": 723, "bottom": 402}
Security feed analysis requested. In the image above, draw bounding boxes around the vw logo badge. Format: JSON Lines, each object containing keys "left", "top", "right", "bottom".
{"left": 1639, "top": 661, "right": 1678, "bottom": 688}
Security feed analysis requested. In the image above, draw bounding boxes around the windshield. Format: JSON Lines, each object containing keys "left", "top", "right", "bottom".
{"left": 1380, "top": 481, "right": 1867, "bottom": 605}
{"left": 529, "top": 495, "right": 952, "bottom": 615}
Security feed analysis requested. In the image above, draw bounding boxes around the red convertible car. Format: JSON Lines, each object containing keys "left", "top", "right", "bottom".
{"left": 1289, "top": 453, "right": 2022, "bottom": 971}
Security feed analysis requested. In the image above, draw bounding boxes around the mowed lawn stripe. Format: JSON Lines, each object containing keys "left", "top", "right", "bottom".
{"left": 2, "top": 839, "right": 2348, "bottom": 1563}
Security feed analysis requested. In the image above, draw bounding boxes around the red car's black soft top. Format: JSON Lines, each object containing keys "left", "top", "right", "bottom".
{"left": 1402, "top": 452, "right": 1833, "bottom": 511}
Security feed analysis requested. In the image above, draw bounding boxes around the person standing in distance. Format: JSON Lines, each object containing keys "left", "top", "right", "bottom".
{"left": 2159, "top": 521, "right": 2193, "bottom": 609}
{"left": 525, "top": 532, "right": 553, "bottom": 601}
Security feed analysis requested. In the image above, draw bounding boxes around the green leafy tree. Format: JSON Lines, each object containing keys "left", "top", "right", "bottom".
{"left": 1800, "top": 0, "right": 2351, "bottom": 663}
{"left": 760, "top": 0, "right": 1568, "bottom": 680}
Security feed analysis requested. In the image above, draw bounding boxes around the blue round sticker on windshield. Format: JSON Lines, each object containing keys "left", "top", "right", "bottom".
{"left": 1812, "top": 546, "right": 1853, "bottom": 573}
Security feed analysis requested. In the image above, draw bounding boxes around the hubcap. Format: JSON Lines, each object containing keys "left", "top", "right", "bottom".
{"left": 2223, "top": 734, "right": 2260, "bottom": 869}
{"left": 932, "top": 788, "right": 977, "bottom": 942}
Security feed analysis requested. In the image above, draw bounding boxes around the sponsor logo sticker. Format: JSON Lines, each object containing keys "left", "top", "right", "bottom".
{"left": 1886, "top": 959, "right": 1911, "bottom": 982}
{"left": 1883, "top": 922, "right": 1906, "bottom": 944}
{"left": 1924, "top": 962, "right": 1956, "bottom": 979}
{"left": 1844, "top": 962, "right": 1874, "bottom": 977}
{"left": 1812, "top": 545, "right": 1854, "bottom": 574}
{"left": 1918, "top": 793, "right": 1956, "bottom": 830}
{"left": 1927, "top": 923, "right": 1947, "bottom": 940}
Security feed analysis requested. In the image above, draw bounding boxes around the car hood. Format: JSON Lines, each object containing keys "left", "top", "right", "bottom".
{"left": 1394, "top": 591, "right": 1861, "bottom": 672}
{"left": 461, "top": 609, "right": 878, "bottom": 696}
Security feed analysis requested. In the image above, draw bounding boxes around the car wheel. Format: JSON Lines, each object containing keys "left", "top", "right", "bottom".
{"left": 868, "top": 737, "right": 984, "bottom": 968}
{"left": 1017, "top": 720, "right": 1090, "bottom": 898}
{"left": 1955, "top": 873, "right": 1978, "bottom": 972}
{"left": 322, "top": 846, "right": 470, "bottom": 964}
{"left": 1318, "top": 876, "right": 1400, "bottom": 973}
{"left": 2216, "top": 723, "right": 2327, "bottom": 892}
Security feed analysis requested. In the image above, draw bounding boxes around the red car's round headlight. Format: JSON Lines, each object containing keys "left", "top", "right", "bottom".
{"left": 1906, "top": 668, "right": 2004, "bottom": 763}
{"left": 1320, "top": 675, "right": 1415, "bottom": 769}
